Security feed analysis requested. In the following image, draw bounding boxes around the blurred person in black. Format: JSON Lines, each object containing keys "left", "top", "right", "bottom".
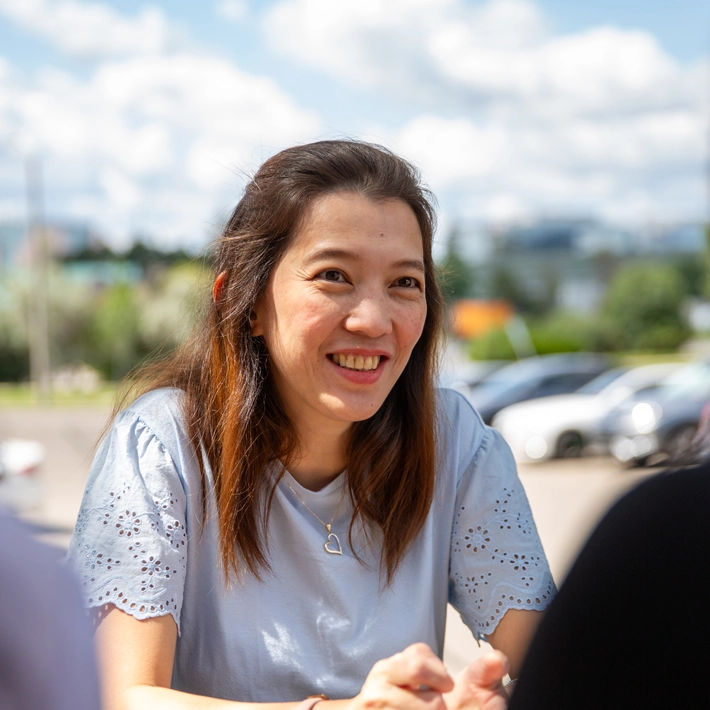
{"left": 503, "top": 461, "right": 710, "bottom": 710}
{"left": 0, "top": 512, "right": 100, "bottom": 710}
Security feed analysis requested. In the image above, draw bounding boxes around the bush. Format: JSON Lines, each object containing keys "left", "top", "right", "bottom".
{"left": 468, "top": 327, "right": 517, "bottom": 360}
{"left": 529, "top": 313, "right": 595, "bottom": 354}
{"left": 598, "top": 262, "right": 691, "bottom": 352}
{"left": 0, "top": 278, "right": 30, "bottom": 381}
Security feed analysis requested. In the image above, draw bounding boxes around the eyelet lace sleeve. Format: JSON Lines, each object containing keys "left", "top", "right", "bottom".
{"left": 449, "top": 427, "right": 556, "bottom": 640}
{"left": 66, "top": 410, "right": 187, "bottom": 632}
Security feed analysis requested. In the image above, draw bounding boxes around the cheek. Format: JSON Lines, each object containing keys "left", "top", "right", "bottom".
{"left": 401, "top": 302, "right": 428, "bottom": 349}
{"left": 277, "top": 295, "right": 343, "bottom": 349}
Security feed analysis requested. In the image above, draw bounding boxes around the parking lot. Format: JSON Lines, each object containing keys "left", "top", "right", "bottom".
{"left": 1, "top": 403, "right": 657, "bottom": 673}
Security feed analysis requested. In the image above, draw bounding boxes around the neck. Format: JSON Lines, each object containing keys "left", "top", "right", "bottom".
{"left": 287, "top": 419, "right": 351, "bottom": 492}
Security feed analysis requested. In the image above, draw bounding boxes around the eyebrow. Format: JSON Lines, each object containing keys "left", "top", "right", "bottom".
{"left": 303, "top": 248, "right": 425, "bottom": 273}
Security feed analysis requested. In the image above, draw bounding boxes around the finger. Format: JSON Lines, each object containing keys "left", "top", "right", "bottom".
{"left": 384, "top": 684, "right": 448, "bottom": 710}
{"left": 460, "top": 651, "right": 509, "bottom": 692}
{"left": 379, "top": 644, "right": 454, "bottom": 693}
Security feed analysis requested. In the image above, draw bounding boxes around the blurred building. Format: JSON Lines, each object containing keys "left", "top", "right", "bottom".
{"left": 452, "top": 218, "right": 706, "bottom": 313}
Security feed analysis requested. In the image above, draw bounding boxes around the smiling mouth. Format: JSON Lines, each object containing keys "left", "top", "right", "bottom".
{"left": 328, "top": 353, "right": 382, "bottom": 372}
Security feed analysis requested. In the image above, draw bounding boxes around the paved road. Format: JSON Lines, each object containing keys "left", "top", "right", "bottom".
{"left": 1, "top": 404, "right": 657, "bottom": 674}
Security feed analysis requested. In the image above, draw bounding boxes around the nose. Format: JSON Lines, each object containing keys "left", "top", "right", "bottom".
{"left": 345, "top": 293, "right": 393, "bottom": 337}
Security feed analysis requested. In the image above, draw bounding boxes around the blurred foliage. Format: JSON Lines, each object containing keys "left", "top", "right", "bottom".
{"left": 674, "top": 254, "right": 706, "bottom": 298}
{"left": 467, "top": 327, "right": 517, "bottom": 361}
{"left": 468, "top": 313, "right": 595, "bottom": 360}
{"left": 467, "top": 261, "right": 696, "bottom": 359}
{"left": 489, "top": 264, "right": 556, "bottom": 316}
{"left": 0, "top": 283, "right": 29, "bottom": 381}
{"left": 437, "top": 225, "right": 473, "bottom": 303}
{"left": 0, "top": 260, "right": 210, "bottom": 382}
{"left": 529, "top": 312, "right": 596, "bottom": 355}
{"left": 65, "top": 239, "right": 198, "bottom": 268}
{"left": 594, "top": 261, "right": 692, "bottom": 352}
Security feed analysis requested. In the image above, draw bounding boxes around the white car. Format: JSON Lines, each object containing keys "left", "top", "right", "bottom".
{"left": 0, "top": 438, "right": 44, "bottom": 512}
{"left": 492, "top": 363, "right": 681, "bottom": 463}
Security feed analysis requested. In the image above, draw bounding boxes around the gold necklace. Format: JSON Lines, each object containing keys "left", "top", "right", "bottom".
{"left": 284, "top": 479, "right": 345, "bottom": 555}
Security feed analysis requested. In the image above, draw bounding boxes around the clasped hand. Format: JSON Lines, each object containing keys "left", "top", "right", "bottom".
{"left": 352, "top": 643, "right": 509, "bottom": 710}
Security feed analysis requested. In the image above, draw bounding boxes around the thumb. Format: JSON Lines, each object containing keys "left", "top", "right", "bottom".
{"left": 460, "top": 651, "right": 509, "bottom": 691}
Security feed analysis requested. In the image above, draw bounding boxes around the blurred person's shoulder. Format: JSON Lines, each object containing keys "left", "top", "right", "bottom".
{"left": 0, "top": 512, "right": 101, "bottom": 709}
{"left": 615, "top": 463, "right": 710, "bottom": 531}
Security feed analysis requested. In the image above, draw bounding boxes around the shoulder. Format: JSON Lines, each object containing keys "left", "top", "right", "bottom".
{"left": 436, "top": 386, "right": 486, "bottom": 435}
{"left": 122, "top": 386, "right": 185, "bottom": 427}
{"left": 116, "top": 387, "right": 188, "bottom": 449}
{"left": 435, "top": 387, "right": 505, "bottom": 483}
{"left": 599, "top": 463, "right": 710, "bottom": 546}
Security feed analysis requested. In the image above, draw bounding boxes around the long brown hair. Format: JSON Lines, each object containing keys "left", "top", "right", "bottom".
{"left": 122, "top": 140, "right": 444, "bottom": 583}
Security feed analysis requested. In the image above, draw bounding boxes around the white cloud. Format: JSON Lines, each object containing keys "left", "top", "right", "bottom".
{"left": 266, "top": 0, "right": 709, "bottom": 224}
{"left": 0, "top": 0, "right": 174, "bottom": 58}
{"left": 215, "top": 0, "right": 248, "bottom": 22}
{"left": 0, "top": 54, "right": 322, "bottom": 246}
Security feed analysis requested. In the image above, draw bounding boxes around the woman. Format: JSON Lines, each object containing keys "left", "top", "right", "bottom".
{"left": 67, "top": 140, "right": 555, "bottom": 710}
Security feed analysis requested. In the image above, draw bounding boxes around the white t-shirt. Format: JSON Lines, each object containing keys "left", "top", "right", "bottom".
{"left": 67, "top": 387, "right": 555, "bottom": 701}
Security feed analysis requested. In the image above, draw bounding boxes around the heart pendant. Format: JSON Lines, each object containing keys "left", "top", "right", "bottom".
{"left": 324, "top": 532, "right": 343, "bottom": 555}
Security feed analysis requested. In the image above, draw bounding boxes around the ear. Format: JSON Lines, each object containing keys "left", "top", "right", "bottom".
{"left": 212, "top": 271, "right": 227, "bottom": 304}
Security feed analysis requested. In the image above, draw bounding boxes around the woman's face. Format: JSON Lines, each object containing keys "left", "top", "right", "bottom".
{"left": 252, "top": 191, "right": 427, "bottom": 437}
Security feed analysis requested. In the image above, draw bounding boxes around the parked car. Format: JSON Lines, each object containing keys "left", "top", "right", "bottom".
{"left": 492, "top": 362, "right": 681, "bottom": 463}
{"left": 438, "top": 360, "right": 510, "bottom": 396}
{"left": 0, "top": 438, "right": 44, "bottom": 513}
{"left": 599, "top": 360, "right": 710, "bottom": 466}
{"left": 467, "top": 353, "right": 611, "bottom": 425}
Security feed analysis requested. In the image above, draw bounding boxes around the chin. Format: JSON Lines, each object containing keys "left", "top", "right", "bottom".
{"left": 321, "top": 395, "right": 387, "bottom": 423}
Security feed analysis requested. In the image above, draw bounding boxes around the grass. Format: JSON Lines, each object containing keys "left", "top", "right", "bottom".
{"left": 0, "top": 382, "right": 118, "bottom": 407}
{"left": 615, "top": 351, "right": 696, "bottom": 367}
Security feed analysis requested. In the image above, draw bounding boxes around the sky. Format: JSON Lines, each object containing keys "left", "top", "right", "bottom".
{"left": 0, "top": 0, "right": 708, "bottom": 251}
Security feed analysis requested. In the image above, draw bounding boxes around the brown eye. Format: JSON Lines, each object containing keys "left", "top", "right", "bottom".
{"left": 318, "top": 269, "right": 347, "bottom": 282}
{"left": 394, "top": 277, "right": 420, "bottom": 289}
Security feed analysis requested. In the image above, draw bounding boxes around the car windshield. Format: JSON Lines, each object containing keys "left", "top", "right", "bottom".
{"left": 653, "top": 362, "right": 710, "bottom": 401}
{"left": 576, "top": 367, "right": 628, "bottom": 395}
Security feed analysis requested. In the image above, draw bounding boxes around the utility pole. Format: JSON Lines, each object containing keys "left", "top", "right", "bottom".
{"left": 26, "top": 155, "right": 51, "bottom": 401}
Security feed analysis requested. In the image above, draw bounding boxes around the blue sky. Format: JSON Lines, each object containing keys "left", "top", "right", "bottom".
{"left": 0, "top": 0, "right": 707, "bottom": 249}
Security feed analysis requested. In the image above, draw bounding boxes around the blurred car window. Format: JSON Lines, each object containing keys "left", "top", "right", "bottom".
{"left": 575, "top": 367, "right": 630, "bottom": 395}
{"left": 534, "top": 372, "right": 605, "bottom": 398}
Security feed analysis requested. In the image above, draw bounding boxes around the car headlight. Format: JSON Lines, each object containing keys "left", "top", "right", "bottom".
{"left": 631, "top": 402, "right": 662, "bottom": 434}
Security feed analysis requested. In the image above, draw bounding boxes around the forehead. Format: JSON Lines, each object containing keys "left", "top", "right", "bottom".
{"left": 287, "top": 191, "right": 424, "bottom": 258}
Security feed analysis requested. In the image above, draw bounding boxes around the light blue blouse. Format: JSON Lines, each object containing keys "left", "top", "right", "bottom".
{"left": 66, "top": 387, "right": 555, "bottom": 701}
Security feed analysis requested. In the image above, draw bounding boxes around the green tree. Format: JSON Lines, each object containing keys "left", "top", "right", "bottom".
{"left": 90, "top": 283, "right": 143, "bottom": 380}
{"left": 0, "top": 277, "right": 30, "bottom": 381}
{"left": 674, "top": 255, "right": 706, "bottom": 298}
{"left": 468, "top": 327, "right": 516, "bottom": 360}
{"left": 597, "top": 262, "right": 691, "bottom": 352}
{"left": 489, "top": 264, "right": 545, "bottom": 314}
{"left": 437, "top": 225, "right": 473, "bottom": 303}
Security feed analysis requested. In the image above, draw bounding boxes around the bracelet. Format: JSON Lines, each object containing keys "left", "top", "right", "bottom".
{"left": 294, "top": 694, "right": 329, "bottom": 710}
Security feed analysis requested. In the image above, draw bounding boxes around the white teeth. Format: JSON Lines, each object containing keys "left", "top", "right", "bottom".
{"left": 331, "top": 354, "right": 381, "bottom": 371}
